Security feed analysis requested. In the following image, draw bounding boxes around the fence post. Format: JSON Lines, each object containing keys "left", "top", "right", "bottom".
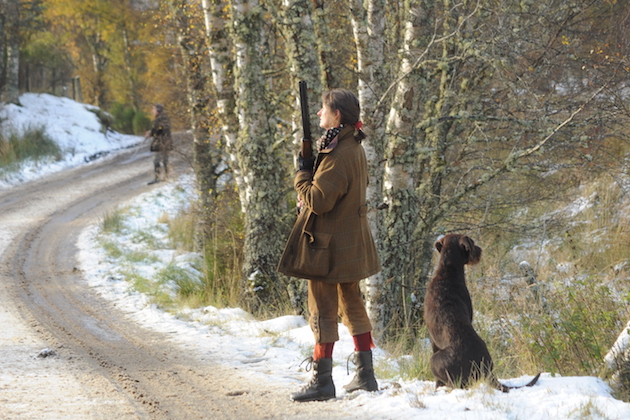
{"left": 72, "top": 76, "right": 82, "bottom": 102}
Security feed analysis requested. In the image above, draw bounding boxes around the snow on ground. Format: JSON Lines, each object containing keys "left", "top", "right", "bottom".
{"left": 4, "top": 94, "right": 630, "bottom": 419}
{"left": 75, "top": 176, "right": 630, "bottom": 420}
{"left": 0, "top": 93, "right": 139, "bottom": 188}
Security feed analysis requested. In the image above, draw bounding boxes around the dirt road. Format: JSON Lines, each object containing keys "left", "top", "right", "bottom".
{"left": 0, "top": 146, "right": 357, "bottom": 419}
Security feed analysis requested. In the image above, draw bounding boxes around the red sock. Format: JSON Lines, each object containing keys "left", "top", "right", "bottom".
{"left": 313, "top": 342, "right": 335, "bottom": 360}
{"left": 352, "top": 332, "right": 374, "bottom": 352}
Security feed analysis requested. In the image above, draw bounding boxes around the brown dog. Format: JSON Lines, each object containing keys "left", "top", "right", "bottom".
{"left": 424, "top": 234, "right": 540, "bottom": 392}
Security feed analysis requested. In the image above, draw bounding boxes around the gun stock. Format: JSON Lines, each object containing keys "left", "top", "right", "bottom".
{"left": 298, "top": 81, "right": 312, "bottom": 159}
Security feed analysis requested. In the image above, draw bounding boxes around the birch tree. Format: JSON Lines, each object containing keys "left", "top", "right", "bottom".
{"left": 373, "top": 0, "right": 434, "bottom": 335}
{"left": 167, "top": 0, "right": 224, "bottom": 236}
{"left": 229, "top": 0, "right": 290, "bottom": 308}
{"left": 365, "top": 0, "right": 629, "bottom": 336}
{"left": 346, "top": 0, "right": 391, "bottom": 336}
{"left": 201, "top": 0, "right": 244, "bottom": 203}
{"left": 277, "top": 0, "right": 322, "bottom": 136}
{"left": 271, "top": 0, "right": 324, "bottom": 310}
{"left": 605, "top": 320, "right": 630, "bottom": 399}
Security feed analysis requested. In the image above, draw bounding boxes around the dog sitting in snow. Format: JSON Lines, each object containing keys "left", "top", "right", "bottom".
{"left": 423, "top": 234, "right": 540, "bottom": 392}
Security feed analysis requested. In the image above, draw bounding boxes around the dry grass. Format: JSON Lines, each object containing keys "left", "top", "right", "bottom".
{"left": 383, "top": 174, "right": 630, "bottom": 387}
{"left": 0, "top": 125, "right": 61, "bottom": 171}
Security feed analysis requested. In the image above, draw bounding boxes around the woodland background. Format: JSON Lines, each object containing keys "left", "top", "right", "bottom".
{"left": 1, "top": 0, "right": 630, "bottom": 394}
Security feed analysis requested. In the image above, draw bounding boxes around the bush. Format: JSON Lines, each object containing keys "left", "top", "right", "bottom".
{"left": 531, "top": 279, "right": 626, "bottom": 375}
{"left": 109, "top": 102, "right": 152, "bottom": 135}
{"left": 475, "top": 277, "right": 626, "bottom": 377}
{"left": 87, "top": 107, "right": 114, "bottom": 133}
{"left": 132, "top": 111, "right": 151, "bottom": 135}
{"left": 109, "top": 103, "right": 134, "bottom": 133}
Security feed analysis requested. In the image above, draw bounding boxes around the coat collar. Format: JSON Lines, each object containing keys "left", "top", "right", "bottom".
{"left": 318, "top": 125, "right": 355, "bottom": 155}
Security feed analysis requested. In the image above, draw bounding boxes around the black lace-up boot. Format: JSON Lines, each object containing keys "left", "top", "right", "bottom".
{"left": 344, "top": 351, "right": 378, "bottom": 393}
{"left": 290, "top": 358, "right": 335, "bottom": 402}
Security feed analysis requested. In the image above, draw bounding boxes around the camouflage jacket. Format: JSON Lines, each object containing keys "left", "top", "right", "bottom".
{"left": 150, "top": 112, "right": 173, "bottom": 152}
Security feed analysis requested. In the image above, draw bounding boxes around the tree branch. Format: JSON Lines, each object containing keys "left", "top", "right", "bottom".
{"left": 424, "top": 82, "right": 609, "bottom": 228}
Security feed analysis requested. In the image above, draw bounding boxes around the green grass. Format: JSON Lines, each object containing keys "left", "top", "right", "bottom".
{"left": 99, "top": 238, "right": 124, "bottom": 259}
{"left": 91, "top": 166, "right": 630, "bottom": 396}
{"left": 94, "top": 191, "right": 245, "bottom": 314}
{"left": 122, "top": 269, "right": 175, "bottom": 309}
{"left": 0, "top": 125, "right": 61, "bottom": 172}
{"left": 100, "top": 206, "right": 127, "bottom": 234}
{"left": 126, "top": 249, "right": 158, "bottom": 264}
{"left": 130, "top": 229, "right": 165, "bottom": 249}
{"left": 156, "top": 264, "right": 203, "bottom": 298}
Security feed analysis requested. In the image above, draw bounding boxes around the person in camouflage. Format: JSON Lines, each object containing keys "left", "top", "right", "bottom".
{"left": 144, "top": 103, "right": 173, "bottom": 185}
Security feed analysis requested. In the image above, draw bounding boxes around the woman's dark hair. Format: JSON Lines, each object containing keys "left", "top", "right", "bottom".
{"left": 154, "top": 103, "right": 164, "bottom": 114}
{"left": 322, "top": 89, "right": 366, "bottom": 142}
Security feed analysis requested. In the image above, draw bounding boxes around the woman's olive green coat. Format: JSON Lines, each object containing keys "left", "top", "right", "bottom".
{"left": 278, "top": 126, "right": 381, "bottom": 283}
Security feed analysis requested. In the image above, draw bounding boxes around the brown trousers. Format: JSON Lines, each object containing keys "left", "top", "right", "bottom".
{"left": 307, "top": 280, "right": 372, "bottom": 343}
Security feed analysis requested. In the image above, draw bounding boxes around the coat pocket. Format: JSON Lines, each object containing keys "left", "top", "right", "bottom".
{"left": 292, "top": 231, "right": 332, "bottom": 278}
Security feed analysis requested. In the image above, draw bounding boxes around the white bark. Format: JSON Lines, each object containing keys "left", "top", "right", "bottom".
{"left": 200, "top": 0, "right": 246, "bottom": 209}
{"left": 348, "top": 0, "right": 390, "bottom": 337}
{"left": 605, "top": 320, "right": 630, "bottom": 391}
{"left": 229, "top": 0, "right": 289, "bottom": 303}
{"left": 279, "top": 0, "right": 322, "bottom": 155}
{"left": 372, "top": 2, "right": 427, "bottom": 332}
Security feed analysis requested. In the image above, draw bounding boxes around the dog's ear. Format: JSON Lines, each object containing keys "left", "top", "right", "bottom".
{"left": 460, "top": 236, "right": 482, "bottom": 265}
{"left": 435, "top": 238, "right": 444, "bottom": 253}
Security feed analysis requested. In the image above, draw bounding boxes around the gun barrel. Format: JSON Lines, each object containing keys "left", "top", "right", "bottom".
{"left": 299, "top": 81, "right": 312, "bottom": 159}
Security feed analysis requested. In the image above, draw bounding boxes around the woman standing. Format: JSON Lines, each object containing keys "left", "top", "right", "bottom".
{"left": 278, "top": 89, "right": 381, "bottom": 402}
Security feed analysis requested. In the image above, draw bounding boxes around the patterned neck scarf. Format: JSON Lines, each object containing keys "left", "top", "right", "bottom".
{"left": 318, "top": 125, "right": 343, "bottom": 151}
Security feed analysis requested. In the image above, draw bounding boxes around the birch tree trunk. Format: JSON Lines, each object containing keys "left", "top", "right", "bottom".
{"left": 169, "top": 1, "right": 222, "bottom": 242}
{"left": 376, "top": 1, "right": 432, "bottom": 336}
{"left": 309, "top": 0, "right": 342, "bottom": 89}
{"left": 604, "top": 320, "right": 630, "bottom": 398}
{"left": 1, "top": 0, "right": 19, "bottom": 104}
{"left": 275, "top": 0, "right": 323, "bottom": 311}
{"left": 200, "top": 0, "right": 245, "bottom": 205}
{"left": 411, "top": 0, "right": 463, "bottom": 319}
{"left": 277, "top": 0, "right": 323, "bottom": 160}
{"left": 348, "top": 0, "right": 390, "bottom": 337}
{"left": 229, "top": 0, "right": 289, "bottom": 309}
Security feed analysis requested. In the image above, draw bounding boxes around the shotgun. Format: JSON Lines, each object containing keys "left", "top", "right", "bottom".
{"left": 298, "top": 80, "right": 313, "bottom": 159}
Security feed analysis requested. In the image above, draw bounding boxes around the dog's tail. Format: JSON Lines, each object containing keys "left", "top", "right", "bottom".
{"left": 493, "top": 372, "right": 541, "bottom": 393}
